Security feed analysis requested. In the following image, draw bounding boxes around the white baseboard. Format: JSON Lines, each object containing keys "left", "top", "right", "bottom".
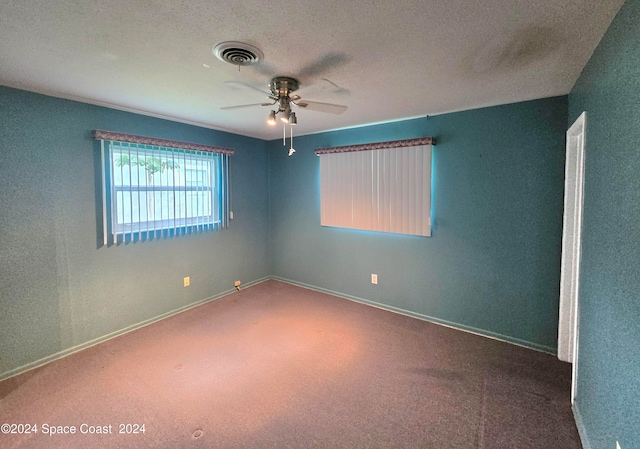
{"left": 271, "top": 276, "right": 557, "bottom": 355}
{"left": 1, "top": 275, "right": 557, "bottom": 382}
{"left": 0, "top": 277, "right": 270, "bottom": 382}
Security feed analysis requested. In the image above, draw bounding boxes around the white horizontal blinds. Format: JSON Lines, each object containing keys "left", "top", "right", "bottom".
{"left": 318, "top": 138, "right": 433, "bottom": 237}
{"left": 94, "top": 130, "right": 233, "bottom": 245}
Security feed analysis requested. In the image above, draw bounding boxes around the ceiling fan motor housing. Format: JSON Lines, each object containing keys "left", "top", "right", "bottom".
{"left": 270, "top": 77, "right": 299, "bottom": 97}
{"left": 270, "top": 77, "right": 299, "bottom": 112}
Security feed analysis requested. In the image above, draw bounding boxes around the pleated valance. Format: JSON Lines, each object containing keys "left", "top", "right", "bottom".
{"left": 92, "top": 130, "right": 234, "bottom": 155}
{"left": 314, "top": 137, "right": 435, "bottom": 155}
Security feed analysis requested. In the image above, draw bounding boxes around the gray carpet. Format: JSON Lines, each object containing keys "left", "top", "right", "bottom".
{"left": 0, "top": 280, "right": 581, "bottom": 448}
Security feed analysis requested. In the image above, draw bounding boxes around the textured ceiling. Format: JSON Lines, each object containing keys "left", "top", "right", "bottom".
{"left": 0, "top": 0, "right": 625, "bottom": 140}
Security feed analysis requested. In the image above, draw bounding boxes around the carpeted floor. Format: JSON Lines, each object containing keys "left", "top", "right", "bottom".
{"left": 0, "top": 280, "right": 581, "bottom": 448}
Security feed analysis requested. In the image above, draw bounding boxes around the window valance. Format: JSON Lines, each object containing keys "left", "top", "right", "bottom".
{"left": 92, "top": 130, "right": 234, "bottom": 155}
{"left": 314, "top": 137, "right": 435, "bottom": 155}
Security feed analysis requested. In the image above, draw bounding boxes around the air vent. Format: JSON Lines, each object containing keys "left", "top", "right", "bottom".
{"left": 213, "top": 41, "right": 263, "bottom": 66}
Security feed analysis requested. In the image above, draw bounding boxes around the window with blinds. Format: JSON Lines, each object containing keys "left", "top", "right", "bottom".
{"left": 316, "top": 138, "right": 434, "bottom": 237}
{"left": 93, "top": 130, "right": 232, "bottom": 245}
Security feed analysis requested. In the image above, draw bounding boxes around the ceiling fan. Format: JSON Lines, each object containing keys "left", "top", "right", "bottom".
{"left": 214, "top": 41, "right": 348, "bottom": 155}
{"left": 221, "top": 76, "right": 348, "bottom": 156}
{"left": 221, "top": 76, "right": 348, "bottom": 118}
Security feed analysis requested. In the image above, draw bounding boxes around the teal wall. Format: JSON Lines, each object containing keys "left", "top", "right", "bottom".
{"left": 568, "top": 0, "right": 640, "bottom": 447}
{"left": 268, "top": 96, "right": 568, "bottom": 353}
{"left": 0, "top": 86, "right": 271, "bottom": 379}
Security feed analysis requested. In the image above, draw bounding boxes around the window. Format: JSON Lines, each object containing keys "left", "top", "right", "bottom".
{"left": 316, "top": 137, "right": 434, "bottom": 237}
{"left": 94, "top": 130, "right": 232, "bottom": 245}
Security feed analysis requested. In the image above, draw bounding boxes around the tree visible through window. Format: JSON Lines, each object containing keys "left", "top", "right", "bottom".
{"left": 112, "top": 146, "right": 219, "bottom": 232}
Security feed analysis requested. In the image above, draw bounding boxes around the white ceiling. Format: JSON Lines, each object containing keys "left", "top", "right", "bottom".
{"left": 0, "top": 0, "right": 625, "bottom": 140}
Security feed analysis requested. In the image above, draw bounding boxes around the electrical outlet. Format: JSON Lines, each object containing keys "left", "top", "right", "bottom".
{"left": 183, "top": 276, "right": 190, "bottom": 287}
{"left": 234, "top": 280, "right": 241, "bottom": 287}
{"left": 371, "top": 274, "right": 378, "bottom": 285}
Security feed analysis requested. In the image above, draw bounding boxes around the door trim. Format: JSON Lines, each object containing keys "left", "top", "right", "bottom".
{"left": 558, "top": 111, "right": 586, "bottom": 403}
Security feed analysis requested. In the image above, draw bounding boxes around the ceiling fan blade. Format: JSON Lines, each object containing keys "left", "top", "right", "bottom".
{"left": 220, "top": 102, "right": 270, "bottom": 110}
{"left": 320, "top": 78, "right": 350, "bottom": 96}
{"left": 224, "top": 80, "right": 270, "bottom": 95}
{"left": 296, "top": 100, "right": 347, "bottom": 115}
{"left": 298, "top": 53, "right": 351, "bottom": 78}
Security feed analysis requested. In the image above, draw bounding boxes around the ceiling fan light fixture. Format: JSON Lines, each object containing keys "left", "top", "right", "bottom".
{"left": 222, "top": 76, "right": 345, "bottom": 147}
{"left": 267, "top": 110, "right": 277, "bottom": 125}
{"left": 280, "top": 107, "right": 291, "bottom": 123}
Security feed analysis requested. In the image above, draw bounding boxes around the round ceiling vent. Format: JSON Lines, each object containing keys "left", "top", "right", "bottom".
{"left": 213, "top": 41, "right": 264, "bottom": 66}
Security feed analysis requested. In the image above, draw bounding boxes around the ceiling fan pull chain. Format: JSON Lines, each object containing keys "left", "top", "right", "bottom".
{"left": 289, "top": 125, "right": 295, "bottom": 157}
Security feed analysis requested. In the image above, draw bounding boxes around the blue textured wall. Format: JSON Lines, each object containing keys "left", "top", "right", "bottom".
{"left": 568, "top": 0, "right": 640, "bottom": 447}
{"left": 268, "top": 96, "right": 568, "bottom": 352}
{"left": 0, "top": 86, "right": 270, "bottom": 379}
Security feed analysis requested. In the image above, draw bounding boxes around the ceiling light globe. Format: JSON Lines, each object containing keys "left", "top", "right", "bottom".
{"left": 267, "top": 110, "right": 277, "bottom": 126}
{"left": 280, "top": 107, "right": 291, "bottom": 123}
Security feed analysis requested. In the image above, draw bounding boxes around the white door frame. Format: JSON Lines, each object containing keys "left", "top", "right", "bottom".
{"left": 558, "top": 112, "right": 586, "bottom": 403}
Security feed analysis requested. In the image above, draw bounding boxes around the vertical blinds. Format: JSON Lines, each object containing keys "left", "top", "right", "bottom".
{"left": 93, "top": 130, "right": 232, "bottom": 245}
{"left": 317, "top": 138, "right": 434, "bottom": 237}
